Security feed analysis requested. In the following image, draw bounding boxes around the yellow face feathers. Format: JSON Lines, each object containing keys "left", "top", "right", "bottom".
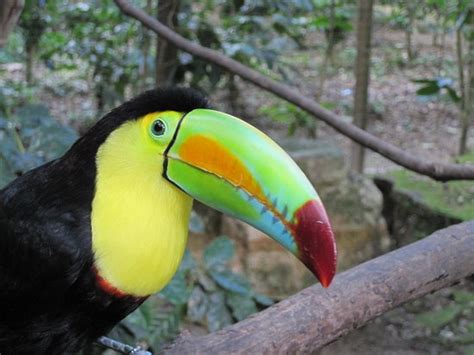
{"left": 91, "top": 111, "right": 192, "bottom": 297}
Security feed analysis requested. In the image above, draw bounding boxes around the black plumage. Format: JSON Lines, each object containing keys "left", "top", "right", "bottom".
{"left": 0, "top": 87, "right": 208, "bottom": 354}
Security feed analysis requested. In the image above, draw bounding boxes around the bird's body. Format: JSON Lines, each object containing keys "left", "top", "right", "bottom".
{"left": 0, "top": 88, "right": 337, "bottom": 354}
{"left": 0, "top": 155, "right": 146, "bottom": 354}
{"left": 0, "top": 89, "right": 207, "bottom": 354}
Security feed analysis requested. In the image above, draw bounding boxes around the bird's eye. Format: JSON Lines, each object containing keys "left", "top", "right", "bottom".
{"left": 150, "top": 119, "right": 166, "bottom": 137}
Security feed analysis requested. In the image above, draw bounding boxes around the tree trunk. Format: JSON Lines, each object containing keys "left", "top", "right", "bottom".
{"left": 464, "top": 6, "right": 474, "bottom": 154}
{"left": 155, "top": 0, "right": 180, "bottom": 86}
{"left": 25, "top": 43, "right": 35, "bottom": 84}
{"left": 316, "top": 0, "right": 336, "bottom": 101}
{"left": 432, "top": 7, "right": 441, "bottom": 47}
{"left": 227, "top": 74, "right": 241, "bottom": 114}
{"left": 141, "top": 0, "right": 153, "bottom": 89}
{"left": 405, "top": 0, "right": 416, "bottom": 61}
{"left": 351, "top": 0, "right": 374, "bottom": 173}
{"left": 326, "top": 0, "right": 337, "bottom": 66}
{"left": 457, "top": 1, "right": 467, "bottom": 155}
{"left": 0, "top": 0, "right": 24, "bottom": 47}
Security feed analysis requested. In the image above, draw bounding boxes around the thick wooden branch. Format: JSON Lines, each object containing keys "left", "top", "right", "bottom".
{"left": 0, "top": 0, "right": 24, "bottom": 47}
{"left": 114, "top": 0, "right": 474, "bottom": 181}
{"left": 161, "top": 221, "right": 474, "bottom": 354}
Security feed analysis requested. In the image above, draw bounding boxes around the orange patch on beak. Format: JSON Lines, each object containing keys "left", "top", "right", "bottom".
{"left": 178, "top": 135, "right": 266, "bottom": 202}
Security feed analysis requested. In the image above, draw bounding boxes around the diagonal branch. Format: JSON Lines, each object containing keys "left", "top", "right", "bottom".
{"left": 161, "top": 221, "right": 474, "bottom": 354}
{"left": 114, "top": 0, "right": 474, "bottom": 182}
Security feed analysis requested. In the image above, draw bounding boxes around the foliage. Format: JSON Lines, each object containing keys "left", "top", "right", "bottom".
{"left": 0, "top": 104, "right": 78, "bottom": 188}
{"left": 456, "top": 151, "right": 474, "bottom": 164}
{"left": 6, "top": 0, "right": 142, "bottom": 112}
{"left": 413, "top": 77, "right": 461, "bottom": 103}
{"left": 311, "top": 0, "right": 354, "bottom": 45}
{"left": 17, "top": 0, "right": 50, "bottom": 54}
{"left": 111, "top": 236, "right": 273, "bottom": 352}
{"left": 414, "top": 288, "right": 474, "bottom": 349}
{"left": 0, "top": 32, "right": 24, "bottom": 64}
{"left": 173, "top": 0, "right": 317, "bottom": 89}
{"left": 0, "top": 79, "right": 38, "bottom": 117}
{"left": 259, "top": 101, "right": 317, "bottom": 137}
{"left": 416, "top": 304, "right": 464, "bottom": 330}
{"left": 57, "top": 1, "right": 141, "bottom": 111}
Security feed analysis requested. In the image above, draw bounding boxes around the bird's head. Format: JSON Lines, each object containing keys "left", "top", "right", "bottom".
{"left": 88, "top": 88, "right": 336, "bottom": 297}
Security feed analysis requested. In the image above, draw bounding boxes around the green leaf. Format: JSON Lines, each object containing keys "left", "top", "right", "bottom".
{"left": 253, "top": 293, "right": 274, "bottom": 307}
{"left": 137, "top": 299, "right": 154, "bottom": 327}
{"left": 206, "top": 292, "right": 232, "bottom": 332}
{"left": 189, "top": 210, "right": 205, "bottom": 233}
{"left": 0, "top": 155, "right": 15, "bottom": 188}
{"left": 187, "top": 286, "right": 209, "bottom": 323}
{"left": 227, "top": 293, "right": 258, "bottom": 321}
{"left": 203, "top": 236, "right": 235, "bottom": 269}
{"left": 209, "top": 269, "right": 251, "bottom": 296}
{"left": 179, "top": 249, "right": 197, "bottom": 273}
{"left": 416, "top": 304, "right": 463, "bottom": 330}
{"left": 149, "top": 302, "right": 183, "bottom": 350}
{"left": 416, "top": 84, "right": 440, "bottom": 96}
{"left": 196, "top": 269, "right": 218, "bottom": 292}
{"left": 412, "top": 79, "right": 437, "bottom": 84}
{"left": 445, "top": 87, "right": 461, "bottom": 103}
{"left": 159, "top": 270, "right": 191, "bottom": 306}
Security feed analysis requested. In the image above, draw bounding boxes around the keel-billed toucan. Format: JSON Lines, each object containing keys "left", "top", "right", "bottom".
{"left": 0, "top": 87, "right": 336, "bottom": 354}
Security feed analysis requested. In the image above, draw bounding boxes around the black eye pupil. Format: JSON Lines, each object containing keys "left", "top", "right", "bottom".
{"left": 152, "top": 120, "right": 166, "bottom": 136}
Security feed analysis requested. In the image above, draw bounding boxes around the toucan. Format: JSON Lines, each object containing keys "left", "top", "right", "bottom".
{"left": 0, "top": 87, "right": 336, "bottom": 354}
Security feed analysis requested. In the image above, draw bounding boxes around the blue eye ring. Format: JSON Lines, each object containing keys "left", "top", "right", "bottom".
{"left": 150, "top": 119, "right": 166, "bottom": 137}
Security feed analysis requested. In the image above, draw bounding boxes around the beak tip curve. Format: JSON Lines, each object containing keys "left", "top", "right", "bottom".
{"left": 293, "top": 200, "right": 337, "bottom": 288}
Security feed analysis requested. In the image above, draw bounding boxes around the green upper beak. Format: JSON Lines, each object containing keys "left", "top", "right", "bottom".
{"left": 163, "top": 109, "right": 337, "bottom": 287}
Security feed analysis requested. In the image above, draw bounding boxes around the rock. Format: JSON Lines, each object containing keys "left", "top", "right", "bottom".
{"left": 321, "top": 174, "right": 390, "bottom": 271}
{"left": 220, "top": 215, "right": 313, "bottom": 300}
{"left": 374, "top": 177, "right": 462, "bottom": 247}
{"left": 280, "top": 138, "right": 348, "bottom": 187}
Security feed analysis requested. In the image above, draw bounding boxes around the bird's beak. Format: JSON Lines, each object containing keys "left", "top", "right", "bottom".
{"left": 163, "top": 109, "right": 337, "bottom": 287}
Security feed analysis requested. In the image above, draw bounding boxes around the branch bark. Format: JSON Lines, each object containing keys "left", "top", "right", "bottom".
{"left": 155, "top": 0, "right": 180, "bottom": 85}
{"left": 114, "top": 0, "right": 474, "bottom": 182}
{"left": 162, "top": 221, "right": 474, "bottom": 354}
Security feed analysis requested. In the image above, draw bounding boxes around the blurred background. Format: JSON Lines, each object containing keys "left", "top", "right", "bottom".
{"left": 0, "top": 0, "right": 473, "bottom": 354}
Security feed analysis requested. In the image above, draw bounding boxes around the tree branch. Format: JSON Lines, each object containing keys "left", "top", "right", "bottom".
{"left": 160, "top": 221, "right": 474, "bottom": 354}
{"left": 114, "top": 0, "right": 474, "bottom": 182}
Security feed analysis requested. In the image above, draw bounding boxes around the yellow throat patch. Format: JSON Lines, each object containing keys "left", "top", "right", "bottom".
{"left": 91, "top": 112, "right": 192, "bottom": 297}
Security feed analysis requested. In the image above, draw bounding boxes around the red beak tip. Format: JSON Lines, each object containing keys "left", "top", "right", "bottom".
{"left": 319, "top": 272, "right": 335, "bottom": 288}
{"left": 293, "top": 199, "right": 337, "bottom": 289}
